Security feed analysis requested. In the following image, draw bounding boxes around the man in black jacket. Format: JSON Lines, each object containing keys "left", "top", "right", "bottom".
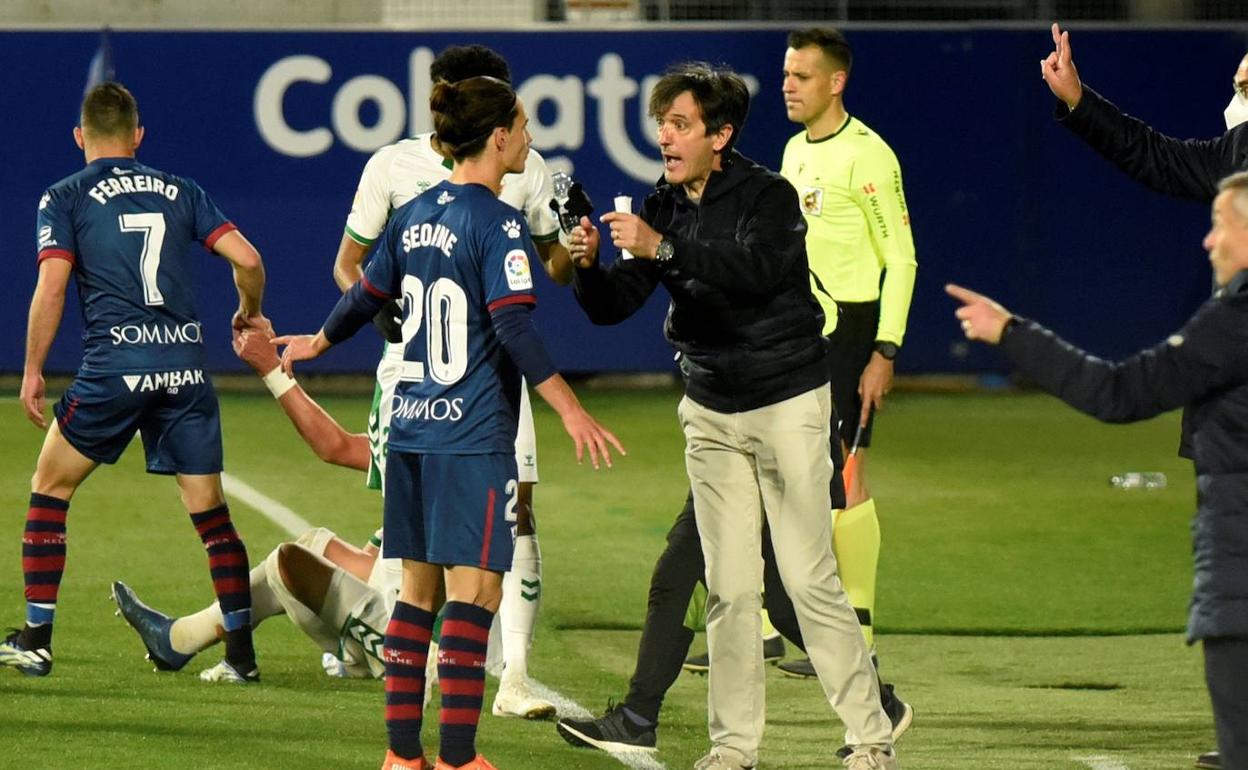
{"left": 947, "top": 172, "right": 1248, "bottom": 770}
{"left": 1042, "top": 22, "right": 1248, "bottom": 203}
{"left": 1041, "top": 27, "right": 1247, "bottom": 769}
{"left": 566, "top": 61, "right": 896, "bottom": 770}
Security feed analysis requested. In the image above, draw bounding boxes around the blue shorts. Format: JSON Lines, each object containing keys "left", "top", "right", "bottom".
{"left": 382, "top": 451, "right": 516, "bottom": 572}
{"left": 53, "top": 370, "right": 223, "bottom": 475}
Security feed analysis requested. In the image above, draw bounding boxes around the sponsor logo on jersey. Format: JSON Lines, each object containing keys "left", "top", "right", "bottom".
{"left": 800, "top": 187, "right": 823, "bottom": 216}
{"left": 87, "top": 175, "right": 180, "bottom": 205}
{"left": 38, "top": 226, "right": 57, "bottom": 248}
{"left": 504, "top": 249, "right": 534, "bottom": 290}
{"left": 400, "top": 222, "right": 458, "bottom": 257}
{"left": 111, "top": 166, "right": 134, "bottom": 175}
{"left": 390, "top": 395, "right": 465, "bottom": 422}
{"left": 122, "top": 368, "right": 205, "bottom": 393}
{"left": 110, "top": 321, "right": 203, "bottom": 346}
{"left": 502, "top": 218, "right": 523, "bottom": 239}
{"left": 38, "top": 193, "right": 50, "bottom": 210}
{"left": 436, "top": 190, "right": 455, "bottom": 205}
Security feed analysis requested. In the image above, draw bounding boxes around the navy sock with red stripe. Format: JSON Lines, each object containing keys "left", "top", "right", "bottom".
{"left": 188, "top": 505, "right": 253, "bottom": 664}
{"left": 438, "top": 601, "right": 495, "bottom": 767}
{"left": 22, "top": 493, "right": 69, "bottom": 644}
{"left": 384, "top": 601, "right": 436, "bottom": 761}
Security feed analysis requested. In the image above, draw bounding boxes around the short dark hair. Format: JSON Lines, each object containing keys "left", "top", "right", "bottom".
{"left": 647, "top": 62, "right": 750, "bottom": 152}
{"left": 81, "top": 82, "right": 138, "bottom": 139}
{"left": 787, "top": 28, "right": 853, "bottom": 75}
{"left": 1219, "top": 171, "right": 1248, "bottom": 223}
{"left": 430, "top": 45, "right": 511, "bottom": 85}
{"left": 430, "top": 76, "right": 519, "bottom": 161}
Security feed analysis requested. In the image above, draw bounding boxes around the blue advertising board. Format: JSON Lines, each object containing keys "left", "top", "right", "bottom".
{"left": 1, "top": 27, "right": 1244, "bottom": 375}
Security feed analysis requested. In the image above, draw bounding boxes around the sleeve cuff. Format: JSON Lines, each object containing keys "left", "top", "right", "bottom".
{"left": 37, "top": 248, "right": 75, "bottom": 266}
{"left": 204, "top": 222, "right": 238, "bottom": 250}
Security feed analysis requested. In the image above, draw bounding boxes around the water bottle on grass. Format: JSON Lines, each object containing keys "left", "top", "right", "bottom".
{"left": 1109, "top": 472, "right": 1167, "bottom": 490}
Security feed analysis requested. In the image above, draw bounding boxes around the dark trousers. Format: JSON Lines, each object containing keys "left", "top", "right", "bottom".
{"left": 623, "top": 492, "right": 805, "bottom": 724}
{"left": 1205, "top": 636, "right": 1248, "bottom": 770}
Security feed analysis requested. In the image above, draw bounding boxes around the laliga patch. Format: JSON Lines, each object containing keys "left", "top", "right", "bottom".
{"left": 801, "top": 186, "right": 823, "bottom": 216}
{"left": 505, "top": 249, "right": 533, "bottom": 290}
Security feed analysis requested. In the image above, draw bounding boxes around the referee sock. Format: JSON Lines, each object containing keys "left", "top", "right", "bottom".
{"left": 22, "top": 493, "right": 69, "bottom": 646}
{"left": 832, "top": 498, "right": 881, "bottom": 650}
{"left": 189, "top": 505, "right": 253, "bottom": 664}
{"left": 384, "top": 601, "right": 435, "bottom": 762}
{"left": 438, "top": 601, "right": 494, "bottom": 768}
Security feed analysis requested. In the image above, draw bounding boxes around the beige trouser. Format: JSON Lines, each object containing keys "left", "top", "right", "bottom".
{"left": 679, "top": 386, "right": 892, "bottom": 766}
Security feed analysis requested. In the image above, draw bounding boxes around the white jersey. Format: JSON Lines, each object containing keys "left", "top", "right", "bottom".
{"left": 344, "top": 133, "right": 560, "bottom": 247}
{"left": 351, "top": 133, "right": 549, "bottom": 491}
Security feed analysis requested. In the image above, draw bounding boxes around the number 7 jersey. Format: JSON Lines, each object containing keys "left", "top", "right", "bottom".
{"left": 361, "top": 180, "right": 540, "bottom": 456}
{"left": 35, "top": 156, "right": 236, "bottom": 375}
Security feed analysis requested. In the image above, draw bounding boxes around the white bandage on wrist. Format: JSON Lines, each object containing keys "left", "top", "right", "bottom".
{"left": 262, "top": 367, "right": 297, "bottom": 399}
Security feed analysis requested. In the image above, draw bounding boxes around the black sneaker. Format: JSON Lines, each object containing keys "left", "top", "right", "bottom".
{"left": 880, "top": 683, "right": 914, "bottom": 740}
{"left": 682, "top": 650, "right": 709, "bottom": 674}
{"left": 778, "top": 656, "right": 816, "bottom": 678}
{"left": 0, "top": 627, "right": 52, "bottom": 677}
{"left": 1195, "top": 750, "right": 1221, "bottom": 770}
{"left": 684, "top": 636, "right": 784, "bottom": 675}
{"left": 556, "top": 702, "right": 657, "bottom": 753}
{"left": 763, "top": 634, "right": 785, "bottom": 664}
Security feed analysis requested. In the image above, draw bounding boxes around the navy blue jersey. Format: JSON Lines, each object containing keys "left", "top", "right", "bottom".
{"left": 36, "top": 156, "right": 236, "bottom": 375}
{"left": 362, "top": 180, "right": 540, "bottom": 455}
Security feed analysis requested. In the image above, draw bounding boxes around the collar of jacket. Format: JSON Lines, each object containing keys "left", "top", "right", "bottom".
{"left": 1222, "top": 268, "right": 1248, "bottom": 296}
{"left": 652, "top": 150, "right": 749, "bottom": 204}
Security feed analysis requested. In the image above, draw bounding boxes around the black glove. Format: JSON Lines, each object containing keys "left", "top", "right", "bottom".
{"left": 372, "top": 299, "right": 403, "bottom": 344}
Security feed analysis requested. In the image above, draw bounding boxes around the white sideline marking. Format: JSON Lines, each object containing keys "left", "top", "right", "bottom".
{"left": 221, "top": 472, "right": 315, "bottom": 537}
{"left": 223, "top": 471, "right": 667, "bottom": 770}
{"left": 1074, "top": 755, "right": 1132, "bottom": 770}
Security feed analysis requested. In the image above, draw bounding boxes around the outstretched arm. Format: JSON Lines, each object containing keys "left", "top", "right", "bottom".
{"left": 235, "top": 329, "right": 369, "bottom": 471}
{"left": 213, "top": 230, "right": 271, "bottom": 335}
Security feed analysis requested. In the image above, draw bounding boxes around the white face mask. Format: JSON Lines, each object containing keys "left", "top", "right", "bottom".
{"left": 1225, "top": 93, "right": 1248, "bottom": 130}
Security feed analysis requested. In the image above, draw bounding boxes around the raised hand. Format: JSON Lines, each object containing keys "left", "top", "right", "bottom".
{"left": 272, "top": 331, "right": 330, "bottom": 376}
{"left": 1040, "top": 22, "right": 1083, "bottom": 111}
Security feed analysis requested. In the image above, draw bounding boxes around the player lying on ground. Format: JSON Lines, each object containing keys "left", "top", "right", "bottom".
{"left": 112, "top": 329, "right": 409, "bottom": 682}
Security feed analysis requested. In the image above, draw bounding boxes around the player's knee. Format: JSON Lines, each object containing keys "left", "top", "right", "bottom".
{"left": 294, "top": 526, "right": 337, "bottom": 557}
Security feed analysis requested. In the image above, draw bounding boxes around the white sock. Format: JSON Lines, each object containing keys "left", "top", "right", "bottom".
{"left": 169, "top": 557, "right": 285, "bottom": 655}
{"left": 498, "top": 534, "right": 542, "bottom": 682}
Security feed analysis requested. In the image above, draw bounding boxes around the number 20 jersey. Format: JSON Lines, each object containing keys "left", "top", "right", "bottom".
{"left": 362, "top": 180, "right": 540, "bottom": 456}
{"left": 35, "top": 156, "right": 236, "bottom": 375}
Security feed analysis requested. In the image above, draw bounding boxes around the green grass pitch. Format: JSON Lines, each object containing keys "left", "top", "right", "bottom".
{"left": 0, "top": 385, "right": 1215, "bottom": 768}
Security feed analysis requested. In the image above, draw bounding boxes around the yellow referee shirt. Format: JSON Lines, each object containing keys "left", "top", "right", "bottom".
{"left": 781, "top": 116, "right": 916, "bottom": 344}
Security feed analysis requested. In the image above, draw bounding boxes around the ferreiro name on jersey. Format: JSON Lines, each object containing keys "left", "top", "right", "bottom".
{"left": 401, "top": 222, "right": 458, "bottom": 257}
{"left": 87, "top": 175, "right": 180, "bottom": 205}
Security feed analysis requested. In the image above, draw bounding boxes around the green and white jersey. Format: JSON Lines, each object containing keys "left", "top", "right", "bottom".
{"left": 781, "top": 116, "right": 917, "bottom": 345}
{"left": 344, "top": 133, "right": 560, "bottom": 247}
{"left": 346, "top": 132, "right": 557, "bottom": 490}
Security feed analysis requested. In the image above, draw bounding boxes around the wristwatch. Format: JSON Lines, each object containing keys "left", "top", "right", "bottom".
{"left": 873, "top": 341, "right": 899, "bottom": 361}
{"left": 655, "top": 237, "right": 675, "bottom": 263}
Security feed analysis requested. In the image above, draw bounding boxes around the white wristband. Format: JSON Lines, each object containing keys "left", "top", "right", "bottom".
{"left": 262, "top": 367, "right": 297, "bottom": 399}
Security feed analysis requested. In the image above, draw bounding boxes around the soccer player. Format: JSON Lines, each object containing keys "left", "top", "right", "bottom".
{"left": 111, "top": 329, "right": 404, "bottom": 684}
{"left": 948, "top": 171, "right": 1248, "bottom": 770}
{"left": 0, "top": 82, "right": 268, "bottom": 683}
{"left": 332, "top": 44, "right": 571, "bottom": 720}
{"left": 778, "top": 27, "right": 916, "bottom": 710}
{"left": 278, "top": 75, "right": 623, "bottom": 770}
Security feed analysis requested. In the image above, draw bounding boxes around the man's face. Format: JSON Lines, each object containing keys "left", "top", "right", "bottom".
{"left": 502, "top": 98, "right": 531, "bottom": 175}
{"left": 782, "top": 45, "right": 843, "bottom": 126}
{"left": 1235, "top": 55, "right": 1248, "bottom": 100}
{"left": 656, "top": 91, "right": 727, "bottom": 192}
{"left": 1204, "top": 189, "right": 1248, "bottom": 285}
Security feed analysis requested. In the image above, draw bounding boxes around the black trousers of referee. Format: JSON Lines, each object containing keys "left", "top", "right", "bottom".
{"left": 622, "top": 491, "right": 806, "bottom": 724}
{"left": 1205, "top": 636, "right": 1248, "bottom": 770}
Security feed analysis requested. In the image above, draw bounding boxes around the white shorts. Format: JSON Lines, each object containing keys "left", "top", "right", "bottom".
{"left": 367, "top": 341, "right": 538, "bottom": 490}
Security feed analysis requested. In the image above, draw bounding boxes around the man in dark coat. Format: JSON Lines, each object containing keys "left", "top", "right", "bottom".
{"left": 947, "top": 172, "right": 1248, "bottom": 770}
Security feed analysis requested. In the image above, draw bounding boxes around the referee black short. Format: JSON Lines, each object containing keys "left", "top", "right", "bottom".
{"left": 827, "top": 299, "right": 880, "bottom": 449}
